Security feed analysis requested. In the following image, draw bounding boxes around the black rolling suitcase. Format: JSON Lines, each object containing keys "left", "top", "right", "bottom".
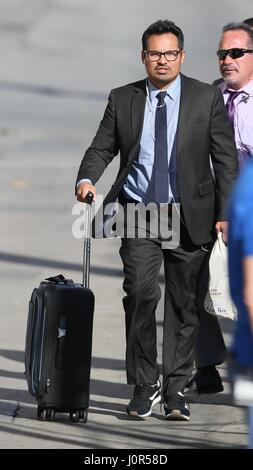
{"left": 25, "top": 193, "right": 94, "bottom": 423}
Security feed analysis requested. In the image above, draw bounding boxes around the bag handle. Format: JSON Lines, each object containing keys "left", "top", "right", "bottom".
{"left": 45, "top": 191, "right": 94, "bottom": 289}
{"left": 83, "top": 191, "right": 94, "bottom": 288}
{"left": 45, "top": 274, "right": 73, "bottom": 285}
{"left": 216, "top": 231, "right": 227, "bottom": 254}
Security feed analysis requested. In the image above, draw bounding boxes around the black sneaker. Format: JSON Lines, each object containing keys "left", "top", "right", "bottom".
{"left": 184, "top": 366, "right": 224, "bottom": 395}
{"left": 164, "top": 392, "right": 190, "bottom": 421}
{"left": 127, "top": 380, "right": 161, "bottom": 418}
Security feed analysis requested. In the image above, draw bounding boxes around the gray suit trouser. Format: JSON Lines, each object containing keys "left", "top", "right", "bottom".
{"left": 119, "top": 212, "right": 207, "bottom": 399}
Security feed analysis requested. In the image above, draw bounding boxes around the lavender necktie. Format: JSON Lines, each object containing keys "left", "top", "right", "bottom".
{"left": 225, "top": 90, "right": 241, "bottom": 127}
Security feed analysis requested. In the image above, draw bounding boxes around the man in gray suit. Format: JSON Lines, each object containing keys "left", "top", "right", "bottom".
{"left": 76, "top": 20, "right": 238, "bottom": 420}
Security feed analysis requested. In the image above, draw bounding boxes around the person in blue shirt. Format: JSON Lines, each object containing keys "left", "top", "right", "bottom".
{"left": 228, "top": 157, "right": 253, "bottom": 448}
{"left": 228, "top": 159, "right": 253, "bottom": 367}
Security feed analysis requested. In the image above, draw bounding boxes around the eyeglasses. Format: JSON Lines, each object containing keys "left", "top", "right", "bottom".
{"left": 144, "top": 50, "right": 182, "bottom": 62}
{"left": 217, "top": 48, "right": 253, "bottom": 60}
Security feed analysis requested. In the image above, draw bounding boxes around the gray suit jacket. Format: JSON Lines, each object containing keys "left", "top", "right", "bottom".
{"left": 76, "top": 74, "right": 238, "bottom": 244}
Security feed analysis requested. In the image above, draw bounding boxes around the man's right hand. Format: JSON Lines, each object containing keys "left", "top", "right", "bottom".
{"left": 76, "top": 182, "right": 96, "bottom": 202}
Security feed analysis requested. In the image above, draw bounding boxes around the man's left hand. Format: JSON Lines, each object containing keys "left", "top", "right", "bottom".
{"left": 215, "top": 221, "right": 228, "bottom": 243}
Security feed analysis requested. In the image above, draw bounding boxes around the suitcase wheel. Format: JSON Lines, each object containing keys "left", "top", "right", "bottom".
{"left": 37, "top": 406, "right": 55, "bottom": 421}
{"left": 69, "top": 409, "right": 87, "bottom": 423}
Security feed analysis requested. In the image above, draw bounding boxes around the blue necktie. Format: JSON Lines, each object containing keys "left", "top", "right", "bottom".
{"left": 153, "top": 91, "right": 169, "bottom": 203}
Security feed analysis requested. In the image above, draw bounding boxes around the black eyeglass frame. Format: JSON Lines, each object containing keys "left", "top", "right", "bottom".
{"left": 144, "top": 50, "right": 182, "bottom": 62}
{"left": 217, "top": 48, "right": 253, "bottom": 60}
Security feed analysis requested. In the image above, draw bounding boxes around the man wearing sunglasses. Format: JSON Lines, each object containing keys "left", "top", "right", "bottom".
{"left": 76, "top": 20, "right": 238, "bottom": 421}
{"left": 186, "top": 22, "right": 253, "bottom": 397}
{"left": 213, "top": 18, "right": 253, "bottom": 86}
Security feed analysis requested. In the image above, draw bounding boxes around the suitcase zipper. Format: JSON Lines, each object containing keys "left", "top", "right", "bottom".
{"left": 31, "top": 294, "right": 46, "bottom": 396}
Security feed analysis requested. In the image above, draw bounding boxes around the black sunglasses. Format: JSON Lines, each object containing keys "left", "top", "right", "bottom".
{"left": 217, "top": 48, "right": 253, "bottom": 60}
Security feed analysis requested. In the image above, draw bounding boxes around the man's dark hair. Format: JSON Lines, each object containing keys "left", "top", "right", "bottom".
{"left": 243, "top": 17, "right": 253, "bottom": 28}
{"left": 222, "top": 22, "right": 253, "bottom": 48}
{"left": 142, "top": 20, "right": 184, "bottom": 50}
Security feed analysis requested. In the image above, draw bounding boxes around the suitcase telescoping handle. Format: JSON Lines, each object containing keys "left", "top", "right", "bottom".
{"left": 83, "top": 191, "right": 94, "bottom": 288}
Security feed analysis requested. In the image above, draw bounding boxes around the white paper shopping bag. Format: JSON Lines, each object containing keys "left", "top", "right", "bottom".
{"left": 204, "top": 232, "right": 237, "bottom": 320}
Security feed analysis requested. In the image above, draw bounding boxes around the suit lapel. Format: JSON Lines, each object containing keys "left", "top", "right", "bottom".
{"left": 128, "top": 81, "right": 146, "bottom": 162}
{"left": 176, "top": 74, "right": 196, "bottom": 159}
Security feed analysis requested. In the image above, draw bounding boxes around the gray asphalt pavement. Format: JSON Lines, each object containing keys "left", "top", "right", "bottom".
{"left": 0, "top": 0, "right": 252, "bottom": 449}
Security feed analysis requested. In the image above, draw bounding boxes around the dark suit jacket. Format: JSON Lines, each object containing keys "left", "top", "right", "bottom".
{"left": 76, "top": 74, "right": 238, "bottom": 245}
{"left": 212, "top": 77, "right": 224, "bottom": 87}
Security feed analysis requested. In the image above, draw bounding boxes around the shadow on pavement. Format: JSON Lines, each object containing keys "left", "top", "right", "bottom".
{"left": 0, "top": 350, "right": 125, "bottom": 370}
{"left": 0, "top": 410, "right": 243, "bottom": 449}
{"left": 0, "top": 252, "right": 123, "bottom": 278}
{"left": 0, "top": 80, "right": 107, "bottom": 102}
